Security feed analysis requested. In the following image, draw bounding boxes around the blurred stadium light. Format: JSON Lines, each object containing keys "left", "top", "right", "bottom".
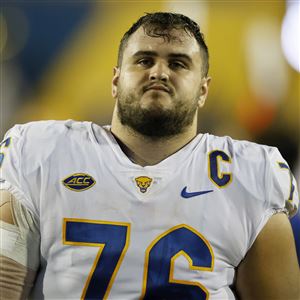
{"left": 281, "top": 1, "right": 300, "bottom": 73}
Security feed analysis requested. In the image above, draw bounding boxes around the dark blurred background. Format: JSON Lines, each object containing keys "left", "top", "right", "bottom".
{"left": 1, "top": 0, "right": 299, "bottom": 259}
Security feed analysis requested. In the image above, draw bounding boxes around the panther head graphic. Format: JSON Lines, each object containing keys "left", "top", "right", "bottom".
{"left": 135, "top": 176, "right": 153, "bottom": 193}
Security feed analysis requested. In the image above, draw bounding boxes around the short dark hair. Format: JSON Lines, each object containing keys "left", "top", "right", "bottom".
{"left": 117, "top": 12, "right": 209, "bottom": 77}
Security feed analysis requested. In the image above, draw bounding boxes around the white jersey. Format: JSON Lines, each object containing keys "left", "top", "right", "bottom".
{"left": 0, "top": 120, "right": 298, "bottom": 300}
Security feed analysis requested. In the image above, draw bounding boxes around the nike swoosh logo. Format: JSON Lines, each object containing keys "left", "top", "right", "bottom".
{"left": 181, "top": 186, "right": 214, "bottom": 198}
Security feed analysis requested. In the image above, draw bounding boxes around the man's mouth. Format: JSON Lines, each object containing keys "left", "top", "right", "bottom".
{"left": 144, "top": 84, "right": 170, "bottom": 93}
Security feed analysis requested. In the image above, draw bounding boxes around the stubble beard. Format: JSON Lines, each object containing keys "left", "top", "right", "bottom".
{"left": 117, "top": 85, "right": 199, "bottom": 138}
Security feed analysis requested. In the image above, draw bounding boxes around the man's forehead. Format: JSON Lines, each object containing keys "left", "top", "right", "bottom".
{"left": 124, "top": 27, "right": 200, "bottom": 56}
{"left": 133, "top": 26, "right": 193, "bottom": 42}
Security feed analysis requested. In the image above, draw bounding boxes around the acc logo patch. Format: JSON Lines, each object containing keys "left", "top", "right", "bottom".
{"left": 135, "top": 176, "right": 153, "bottom": 193}
{"left": 62, "top": 173, "right": 96, "bottom": 191}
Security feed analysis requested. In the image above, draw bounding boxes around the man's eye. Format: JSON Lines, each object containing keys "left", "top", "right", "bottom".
{"left": 169, "top": 61, "right": 185, "bottom": 69}
{"left": 137, "top": 59, "right": 152, "bottom": 67}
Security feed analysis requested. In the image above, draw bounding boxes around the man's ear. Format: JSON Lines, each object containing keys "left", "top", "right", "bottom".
{"left": 198, "top": 76, "right": 211, "bottom": 108}
{"left": 112, "top": 67, "right": 120, "bottom": 98}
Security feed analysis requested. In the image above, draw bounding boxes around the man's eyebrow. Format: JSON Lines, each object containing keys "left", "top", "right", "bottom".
{"left": 132, "top": 51, "right": 192, "bottom": 63}
{"left": 132, "top": 51, "right": 158, "bottom": 58}
{"left": 168, "top": 53, "right": 192, "bottom": 64}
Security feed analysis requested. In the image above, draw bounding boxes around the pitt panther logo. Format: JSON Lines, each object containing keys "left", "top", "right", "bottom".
{"left": 135, "top": 176, "right": 153, "bottom": 193}
{"left": 62, "top": 173, "right": 96, "bottom": 191}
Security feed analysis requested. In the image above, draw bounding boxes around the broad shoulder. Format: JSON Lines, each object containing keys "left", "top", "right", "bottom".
{"left": 2, "top": 120, "right": 104, "bottom": 149}
{"left": 205, "top": 133, "right": 280, "bottom": 163}
{"left": 5, "top": 120, "right": 92, "bottom": 140}
{"left": 1, "top": 120, "right": 103, "bottom": 165}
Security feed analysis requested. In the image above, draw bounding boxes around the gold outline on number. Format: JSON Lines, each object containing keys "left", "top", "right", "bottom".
{"left": 140, "top": 224, "right": 214, "bottom": 300}
{"left": 62, "top": 218, "right": 131, "bottom": 300}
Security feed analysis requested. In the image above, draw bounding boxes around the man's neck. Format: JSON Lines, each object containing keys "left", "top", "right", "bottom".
{"left": 110, "top": 113, "right": 198, "bottom": 167}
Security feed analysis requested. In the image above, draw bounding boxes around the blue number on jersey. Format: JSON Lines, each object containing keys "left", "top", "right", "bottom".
{"left": 141, "top": 224, "right": 214, "bottom": 300}
{"left": 63, "top": 219, "right": 130, "bottom": 299}
{"left": 64, "top": 221, "right": 214, "bottom": 299}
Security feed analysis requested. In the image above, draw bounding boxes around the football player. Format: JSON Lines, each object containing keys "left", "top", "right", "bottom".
{"left": 0, "top": 12, "right": 299, "bottom": 299}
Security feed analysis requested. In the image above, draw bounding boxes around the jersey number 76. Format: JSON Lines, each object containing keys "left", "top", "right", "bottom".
{"left": 63, "top": 219, "right": 214, "bottom": 300}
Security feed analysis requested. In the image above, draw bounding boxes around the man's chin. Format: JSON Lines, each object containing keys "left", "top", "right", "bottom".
{"left": 140, "top": 95, "right": 173, "bottom": 112}
{"left": 124, "top": 113, "right": 184, "bottom": 138}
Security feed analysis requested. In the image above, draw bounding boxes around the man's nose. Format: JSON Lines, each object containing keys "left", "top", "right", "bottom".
{"left": 149, "top": 62, "right": 169, "bottom": 82}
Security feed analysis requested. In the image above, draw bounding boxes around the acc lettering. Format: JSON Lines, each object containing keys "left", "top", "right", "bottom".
{"left": 208, "top": 150, "right": 232, "bottom": 188}
{"left": 62, "top": 173, "right": 96, "bottom": 191}
{"left": 68, "top": 177, "right": 90, "bottom": 185}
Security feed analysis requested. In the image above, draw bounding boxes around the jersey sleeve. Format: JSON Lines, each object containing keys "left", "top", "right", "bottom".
{"left": 265, "top": 147, "right": 299, "bottom": 217}
{"left": 0, "top": 125, "right": 37, "bottom": 217}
